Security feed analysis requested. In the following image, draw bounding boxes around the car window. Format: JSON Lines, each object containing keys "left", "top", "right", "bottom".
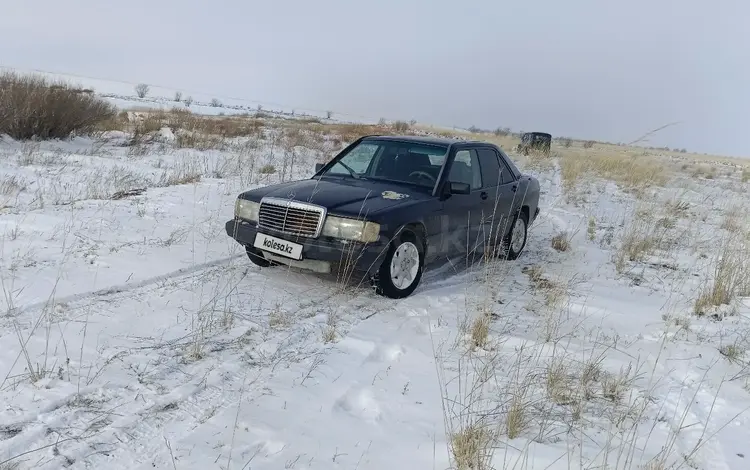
{"left": 476, "top": 148, "right": 502, "bottom": 188}
{"left": 448, "top": 149, "right": 482, "bottom": 190}
{"left": 497, "top": 148, "right": 520, "bottom": 181}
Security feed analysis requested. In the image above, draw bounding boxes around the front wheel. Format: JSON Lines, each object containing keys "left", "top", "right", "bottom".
{"left": 376, "top": 231, "right": 425, "bottom": 299}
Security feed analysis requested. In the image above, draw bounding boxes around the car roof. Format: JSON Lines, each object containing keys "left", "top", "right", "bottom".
{"left": 361, "top": 134, "right": 484, "bottom": 146}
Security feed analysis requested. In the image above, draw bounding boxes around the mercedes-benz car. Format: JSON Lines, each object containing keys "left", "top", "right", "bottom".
{"left": 225, "top": 135, "right": 540, "bottom": 298}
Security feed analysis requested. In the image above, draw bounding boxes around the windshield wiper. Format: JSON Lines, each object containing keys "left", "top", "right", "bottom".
{"left": 334, "top": 161, "right": 361, "bottom": 179}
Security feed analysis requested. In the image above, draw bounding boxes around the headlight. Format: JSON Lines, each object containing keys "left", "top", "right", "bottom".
{"left": 322, "top": 215, "right": 380, "bottom": 243}
{"left": 235, "top": 199, "right": 259, "bottom": 222}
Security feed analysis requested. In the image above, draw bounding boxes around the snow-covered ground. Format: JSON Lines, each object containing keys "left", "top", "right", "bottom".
{"left": 2, "top": 109, "right": 750, "bottom": 470}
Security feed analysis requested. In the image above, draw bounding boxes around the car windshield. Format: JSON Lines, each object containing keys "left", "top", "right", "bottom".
{"left": 321, "top": 140, "right": 449, "bottom": 188}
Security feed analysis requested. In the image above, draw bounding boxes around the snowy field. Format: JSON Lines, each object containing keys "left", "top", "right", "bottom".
{"left": 2, "top": 102, "right": 750, "bottom": 470}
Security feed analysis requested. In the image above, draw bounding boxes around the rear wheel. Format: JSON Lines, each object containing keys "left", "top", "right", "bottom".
{"left": 504, "top": 210, "right": 528, "bottom": 260}
{"left": 376, "top": 230, "right": 424, "bottom": 299}
{"left": 246, "top": 246, "right": 276, "bottom": 268}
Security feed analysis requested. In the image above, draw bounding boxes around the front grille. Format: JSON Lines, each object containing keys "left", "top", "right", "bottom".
{"left": 257, "top": 197, "right": 326, "bottom": 238}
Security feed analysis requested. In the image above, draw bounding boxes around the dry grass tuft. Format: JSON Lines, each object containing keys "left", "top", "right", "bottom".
{"left": 721, "top": 211, "right": 744, "bottom": 233}
{"left": 0, "top": 71, "right": 116, "bottom": 139}
{"left": 268, "top": 307, "right": 291, "bottom": 330}
{"left": 505, "top": 394, "right": 528, "bottom": 439}
{"left": 587, "top": 216, "right": 596, "bottom": 241}
{"left": 614, "top": 208, "right": 672, "bottom": 273}
{"left": 545, "top": 359, "right": 575, "bottom": 405}
{"left": 450, "top": 424, "right": 493, "bottom": 470}
{"left": 601, "top": 364, "right": 633, "bottom": 403}
{"left": 551, "top": 231, "right": 572, "bottom": 252}
{"left": 719, "top": 344, "right": 744, "bottom": 363}
{"left": 694, "top": 234, "right": 749, "bottom": 316}
{"left": 470, "top": 314, "right": 491, "bottom": 349}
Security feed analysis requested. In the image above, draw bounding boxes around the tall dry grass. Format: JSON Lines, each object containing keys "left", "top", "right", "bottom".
{"left": 694, "top": 233, "right": 750, "bottom": 316}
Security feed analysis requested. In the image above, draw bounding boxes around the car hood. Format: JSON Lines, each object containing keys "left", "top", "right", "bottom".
{"left": 240, "top": 177, "right": 430, "bottom": 217}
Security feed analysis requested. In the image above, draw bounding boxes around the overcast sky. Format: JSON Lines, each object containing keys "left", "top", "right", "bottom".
{"left": 2, "top": 0, "right": 748, "bottom": 156}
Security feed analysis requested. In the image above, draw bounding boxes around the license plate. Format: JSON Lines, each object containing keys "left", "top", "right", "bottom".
{"left": 253, "top": 233, "right": 303, "bottom": 260}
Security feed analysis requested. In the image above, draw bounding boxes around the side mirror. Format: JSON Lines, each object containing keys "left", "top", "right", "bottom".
{"left": 449, "top": 182, "right": 471, "bottom": 195}
{"left": 440, "top": 181, "right": 471, "bottom": 199}
{"left": 315, "top": 163, "right": 324, "bottom": 173}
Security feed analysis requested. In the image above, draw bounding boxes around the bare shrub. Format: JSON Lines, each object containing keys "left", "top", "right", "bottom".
{"left": 135, "top": 83, "right": 150, "bottom": 98}
{"left": 392, "top": 121, "right": 410, "bottom": 133}
{"left": 174, "top": 91, "right": 182, "bottom": 102}
{"left": 210, "top": 98, "right": 222, "bottom": 107}
{"left": 583, "top": 140, "right": 595, "bottom": 149}
{"left": 0, "top": 71, "right": 116, "bottom": 139}
{"left": 184, "top": 96, "right": 193, "bottom": 107}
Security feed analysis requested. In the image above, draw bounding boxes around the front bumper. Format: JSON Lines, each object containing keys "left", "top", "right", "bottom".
{"left": 225, "top": 219, "right": 387, "bottom": 276}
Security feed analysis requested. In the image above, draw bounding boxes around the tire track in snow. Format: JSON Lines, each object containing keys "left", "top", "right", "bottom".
{"left": 9, "top": 254, "right": 245, "bottom": 317}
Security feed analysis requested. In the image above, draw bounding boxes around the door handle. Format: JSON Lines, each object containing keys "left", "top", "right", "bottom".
{"left": 511, "top": 184, "right": 517, "bottom": 192}
{"left": 480, "top": 191, "right": 488, "bottom": 200}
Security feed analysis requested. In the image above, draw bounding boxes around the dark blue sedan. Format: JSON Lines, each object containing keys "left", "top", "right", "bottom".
{"left": 226, "top": 135, "right": 540, "bottom": 298}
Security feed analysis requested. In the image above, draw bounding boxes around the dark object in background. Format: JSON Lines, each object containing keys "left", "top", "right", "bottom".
{"left": 517, "top": 132, "right": 552, "bottom": 156}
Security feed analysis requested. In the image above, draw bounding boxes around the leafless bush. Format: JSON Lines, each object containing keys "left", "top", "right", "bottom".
{"left": 392, "top": 121, "right": 410, "bottom": 133}
{"left": 583, "top": 140, "right": 595, "bottom": 149}
{"left": 210, "top": 98, "right": 222, "bottom": 107}
{"left": 184, "top": 96, "right": 193, "bottom": 107}
{"left": 0, "top": 71, "right": 116, "bottom": 139}
{"left": 135, "top": 83, "right": 150, "bottom": 98}
{"left": 174, "top": 91, "right": 182, "bottom": 102}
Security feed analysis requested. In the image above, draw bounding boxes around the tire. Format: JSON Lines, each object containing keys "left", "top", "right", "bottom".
{"left": 246, "top": 245, "right": 276, "bottom": 268}
{"left": 504, "top": 210, "right": 528, "bottom": 260}
{"left": 376, "top": 230, "right": 425, "bottom": 299}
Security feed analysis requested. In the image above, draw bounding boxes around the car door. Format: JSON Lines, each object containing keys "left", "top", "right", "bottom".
{"left": 475, "top": 147, "right": 506, "bottom": 248}
{"left": 494, "top": 149, "right": 522, "bottom": 243}
{"left": 438, "top": 148, "right": 485, "bottom": 262}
